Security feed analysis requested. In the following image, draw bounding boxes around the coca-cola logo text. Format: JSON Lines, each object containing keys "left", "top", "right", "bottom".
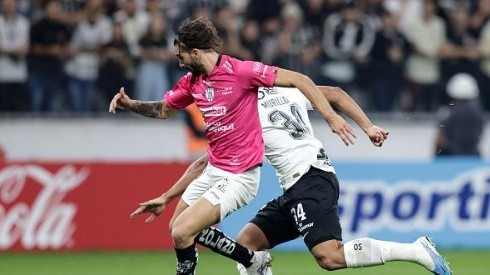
{"left": 0, "top": 165, "right": 88, "bottom": 250}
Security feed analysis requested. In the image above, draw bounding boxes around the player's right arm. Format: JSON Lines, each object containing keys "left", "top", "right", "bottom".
{"left": 318, "top": 86, "right": 389, "bottom": 147}
{"left": 130, "top": 154, "right": 209, "bottom": 222}
{"left": 108, "top": 87, "right": 177, "bottom": 119}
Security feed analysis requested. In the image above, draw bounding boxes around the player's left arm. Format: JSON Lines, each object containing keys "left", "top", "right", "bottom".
{"left": 130, "top": 154, "right": 209, "bottom": 222}
{"left": 318, "top": 86, "right": 389, "bottom": 147}
{"left": 274, "top": 68, "right": 356, "bottom": 145}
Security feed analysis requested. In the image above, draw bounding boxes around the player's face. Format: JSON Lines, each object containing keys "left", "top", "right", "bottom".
{"left": 174, "top": 44, "right": 203, "bottom": 76}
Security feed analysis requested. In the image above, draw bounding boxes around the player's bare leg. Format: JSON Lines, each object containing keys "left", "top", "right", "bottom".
{"left": 168, "top": 199, "right": 190, "bottom": 232}
{"left": 170, "top": 197, "right": 220, "bottom": 274}
{"left": 172, "top": 196, "right": 221, "bottom": 248}
{"left": 236, "top": 223, "right": 270, "bottom": 251}
{"left": 310, "top": 240, "right": 346, "bottom": 271}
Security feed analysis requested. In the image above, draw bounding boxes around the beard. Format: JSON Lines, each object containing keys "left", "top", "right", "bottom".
{"left": 185, "top": 58, "right": 205, "bottom": 77}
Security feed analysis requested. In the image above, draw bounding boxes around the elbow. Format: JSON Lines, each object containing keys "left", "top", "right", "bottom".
{"left": 320, "top": 86, "right": 345, "bottom": 105}
{"left": 195, "top": 155, "right": 209, "bottom": 170}
{"left": 293, "top": 72, "right": 314, "bottom": 88}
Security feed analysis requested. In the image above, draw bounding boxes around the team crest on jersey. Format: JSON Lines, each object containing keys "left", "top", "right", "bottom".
{"left": 205, "top": 87, "right": 215, "bottom": 102}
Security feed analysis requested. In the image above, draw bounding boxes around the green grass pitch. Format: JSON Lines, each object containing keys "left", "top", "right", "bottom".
{"left": 1, "top": 250, "right": 489, "bottom": 274}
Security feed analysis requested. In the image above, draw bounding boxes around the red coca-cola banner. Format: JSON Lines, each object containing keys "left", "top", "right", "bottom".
{"left": 0, "top": 161, "right": 190, "bottom": 251}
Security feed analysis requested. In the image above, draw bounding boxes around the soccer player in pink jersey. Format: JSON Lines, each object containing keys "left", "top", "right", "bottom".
{"left": 109, "top": 17, "right": 354, "bottom": 275}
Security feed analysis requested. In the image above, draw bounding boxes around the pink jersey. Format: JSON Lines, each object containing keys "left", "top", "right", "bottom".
{"left": 164, "top": 55, "right": 277, "bottom": 173}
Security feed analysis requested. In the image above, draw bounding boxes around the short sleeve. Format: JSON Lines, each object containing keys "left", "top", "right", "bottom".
{"left": 164, "top": 73, "right": 194, "bottom": 109}
{"left": 238, "top": 60, "right": 277, "bottom": 89}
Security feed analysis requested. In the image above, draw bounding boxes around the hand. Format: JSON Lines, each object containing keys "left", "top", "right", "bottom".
{"left": 109, "top": 87, "right": 132, "bottom": 113}
{"left": 365, "top": 125, "right": 389, "bottom": 147}
{"left": 328, "top": 115, "right": 356, "bottom": 146}
{"left": 130, "top": 196, "right": 168, "bottom": 223}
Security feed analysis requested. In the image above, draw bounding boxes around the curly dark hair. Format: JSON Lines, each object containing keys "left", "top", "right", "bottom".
{"left": 175, "top": 17, "right": 223, "bottom": 52}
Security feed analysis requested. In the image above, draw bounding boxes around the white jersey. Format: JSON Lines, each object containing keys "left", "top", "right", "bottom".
{"left": 258, "top": 87, "right": 335, "bottom": 191}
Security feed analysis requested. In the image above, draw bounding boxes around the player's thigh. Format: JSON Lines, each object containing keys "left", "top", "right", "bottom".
{"left": 202, "top": 164, "right": 260, "bottom": 220}
{"left": 169, "top": 199, "right": 190, "bottom": 230}
{"left": 246, "top": 198, "right": 299, "bottom": 249}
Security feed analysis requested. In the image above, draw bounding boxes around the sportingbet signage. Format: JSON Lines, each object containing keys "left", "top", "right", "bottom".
{"left": 338, "top": 161, "right": 490, "bottom": 247}
{"left": 222, "top": 158, "right": 490, "bottom": 250}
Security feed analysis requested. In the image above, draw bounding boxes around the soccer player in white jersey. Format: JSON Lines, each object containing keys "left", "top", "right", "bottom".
{"left": 131, "top": 86, "right": 452, "bottom": 275}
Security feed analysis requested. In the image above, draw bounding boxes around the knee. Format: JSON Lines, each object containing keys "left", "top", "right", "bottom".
{"left": 236, "top": 233, "right": 260, "bottom": 251}
{"left": 170, "top": 223, "right": 192, "bottom": 245}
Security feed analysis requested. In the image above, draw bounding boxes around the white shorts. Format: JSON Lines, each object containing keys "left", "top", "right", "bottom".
{"left": 182, "top": 163, "right": 260, "bottom": 221}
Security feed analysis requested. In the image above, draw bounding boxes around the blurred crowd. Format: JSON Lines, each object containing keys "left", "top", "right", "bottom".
{"left": 0, "top": 0, "right": 490, "bottom": 114}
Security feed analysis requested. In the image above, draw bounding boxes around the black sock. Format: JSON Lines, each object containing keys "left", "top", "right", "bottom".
{"left": 195, "top": 226, "right": 254, "bottom": 267}
{"left": 175, "top": 243, "right": 198, "bottom": 275}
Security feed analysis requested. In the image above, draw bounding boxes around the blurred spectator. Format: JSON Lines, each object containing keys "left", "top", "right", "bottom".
{"left": 383, "top": 0, "right": 423, "bottom": 32}
{"left": 439, "top": 6, "right": 480, "bottom": 106}
{"left": 368, "top": 8, "right": 409, "bottom": 112}
{"left": 435, "top": 73, "right": 484, "bottom": 157}
{"left": 97, "top": 21, "right": 133, "bottom": 105}
{"left": 113, "top": 0, "right": 150, "bottom": 57}
{"left": 320, "top": 1, "right": 376, "bottom": 90}
{"left": 275, "top": 2, "right": 323, "bottom": 81}
{"left": 57, "top": 0, "right": 86, "bottom": 26}
{"left": 135, "top": 12, "right": 171, "bottom": 101}
{"left": 15, "top": 0, "right": 42, "bottom": 19}
{"left": 469, "top": 0, "right": 490, "bottom": 37}
{"left": 404, "top": 0, "right": 447, "bottom": 112}
{"left": 258, "top": 16, "right": 281, "bottom": 64}
{"left": 64, "top": 0, "right": 112, "bottom": 113}
{"left": 0, "top": 0, "right": 30, "bottom": 112}
{"left": 183, "top": 103, "right": 208, "bottom": 160}
{"left": 359, "top": 0, "right": 385, "bottom": 27}
{"left": 299, "top": 0, "right": 328, "bottom": 33}
{"left": 246, "top": 0, "right": 282, "bottom": 25}
{"left": 214, "top": 5, "right": 244, "bottom": 59}
{"left": 239, "top": 20, "right": 262, "bottom": 61}
{"left": 476, "top": 14, "right": 490, "bottom": 111}
{"left": 27, "top": 0, "right": 71, "bottom": 112}
{"left": 172, "top": 0, "right": 228, "bottom": 32}
{"left": 323, "top": 0, "right": 344, "bottom": 16}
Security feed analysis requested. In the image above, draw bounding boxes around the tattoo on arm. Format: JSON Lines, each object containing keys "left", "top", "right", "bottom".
{"left": 128, "top": 101, "right": 163, "bottom": 118}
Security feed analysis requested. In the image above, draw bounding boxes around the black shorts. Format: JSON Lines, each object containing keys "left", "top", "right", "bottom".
{"left": 249, "top": 167, "right": 342, "bottom": 250}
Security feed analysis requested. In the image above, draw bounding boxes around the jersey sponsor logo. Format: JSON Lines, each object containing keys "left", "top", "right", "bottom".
{"left": 206, "top": 122, "right": 235, "bottom": 133}
{"left": 205, "top": 87, "right": 215, "bottom": 102}
{"left": 217, "top": 87, "right": 233, "bottom": 95}
{"left": 223, "top": 61, "right": 234, "bottom": 74}
{"left": 253, "top": 62, "right": 262, "bottom": 74}
{"left": 203, "top": 80, "right": 215, "bottom": 86}
{"left": 201, "top": 106, "right": 227, "bottom": 117}
{"left": 261, "top": 65, "right": 269, "bottom": 78}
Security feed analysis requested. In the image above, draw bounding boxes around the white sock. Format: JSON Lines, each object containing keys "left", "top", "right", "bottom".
{"left": 343, "top": 238, "right": 423, "bottom": 268}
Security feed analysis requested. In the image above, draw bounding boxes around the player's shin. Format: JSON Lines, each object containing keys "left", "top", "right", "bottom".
{"left": 343, "top": 238, "right": 420, "bottom": 268}
{"left": 175, "top": 243, "right": 198, "bottom": 275}
{"left": 195, "top": 226, "right": 254, "bottom": 267}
